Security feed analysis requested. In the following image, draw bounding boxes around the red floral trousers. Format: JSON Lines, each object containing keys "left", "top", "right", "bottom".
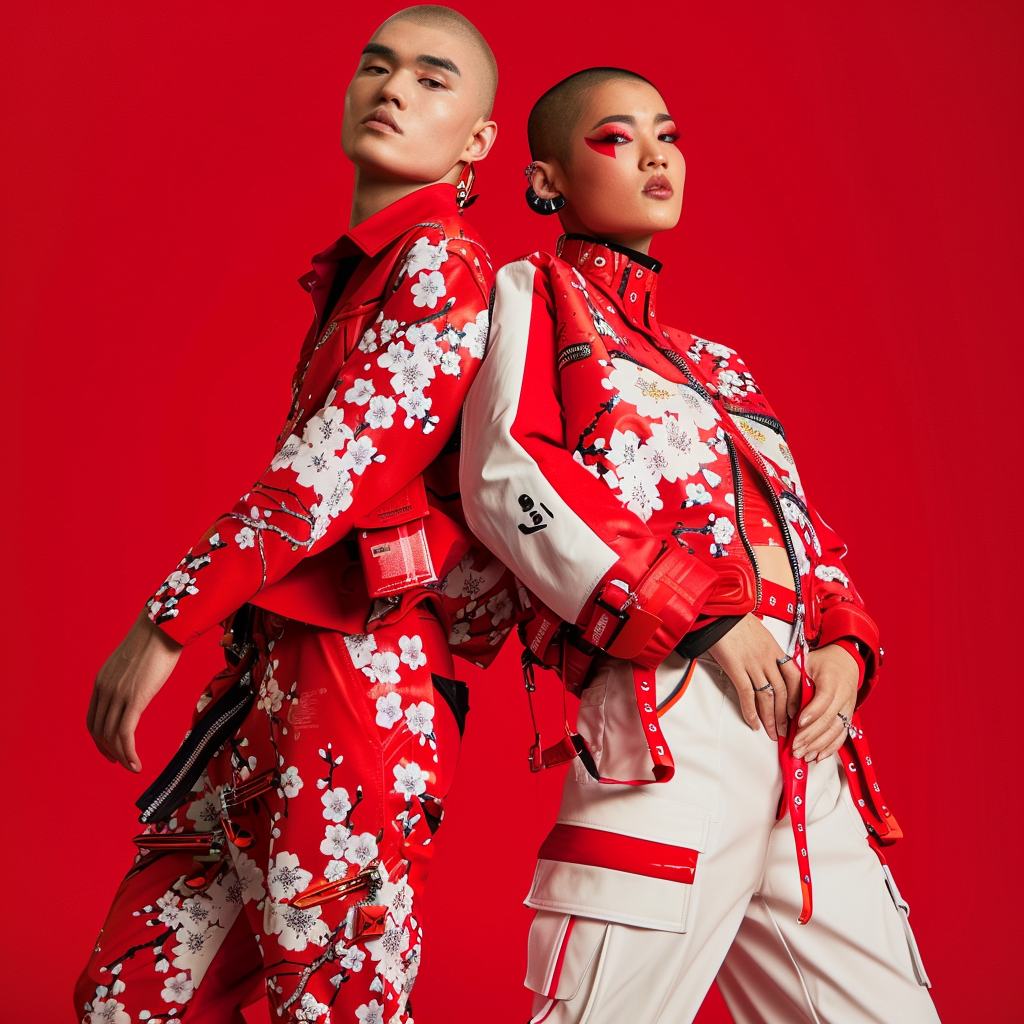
{"left": 76, "top": 606, "right": 464, "bottom": 1024}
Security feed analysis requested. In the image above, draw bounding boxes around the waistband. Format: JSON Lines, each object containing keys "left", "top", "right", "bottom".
{"left": 756, "top": 579, "right": 798, "bottom": 624}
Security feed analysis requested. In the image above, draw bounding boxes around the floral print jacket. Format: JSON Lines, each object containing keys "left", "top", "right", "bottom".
{"left": 461, "top": 234, "right": 881, "bottom": 691}
{"left": 147, "top": 184, "right": 522, "bottom": 664}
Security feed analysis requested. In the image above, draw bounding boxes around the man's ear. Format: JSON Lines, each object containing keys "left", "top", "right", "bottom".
{"left": 529, "top": 161, "right": 562, "bottom": 201}
{"left": 460, "top": 118, "right": 498, "bottom": 163}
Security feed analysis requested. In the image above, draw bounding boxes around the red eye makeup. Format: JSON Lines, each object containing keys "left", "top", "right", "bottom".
{"left": 585, "top": 126, "right": 633, "bottom": 158}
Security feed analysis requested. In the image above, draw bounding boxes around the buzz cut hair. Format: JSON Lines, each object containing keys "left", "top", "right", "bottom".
{"left": 528, "top": 67, "right": 657, "bottom": 165}
{"left": 376, "top": 5, "right": 498, "bottom": 117}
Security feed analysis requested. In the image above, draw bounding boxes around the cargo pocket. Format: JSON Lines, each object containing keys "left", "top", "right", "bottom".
{"left": 525, "top": 911, "right": 609, "bottom": 1014}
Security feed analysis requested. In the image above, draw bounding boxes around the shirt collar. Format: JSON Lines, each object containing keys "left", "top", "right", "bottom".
{"left": 556, "top": 233, "right": 664, "bottom": 339}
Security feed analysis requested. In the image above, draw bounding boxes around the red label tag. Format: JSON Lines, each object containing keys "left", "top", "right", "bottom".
{"left": 358, "top": 518, "right": 437, "bottom": 599}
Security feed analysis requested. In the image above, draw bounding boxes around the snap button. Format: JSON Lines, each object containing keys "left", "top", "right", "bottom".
{"left": 629, "top": 292, "right": 638, "bottom": 302}
{"left": 636, "top": 268, "right": 643, "bottom": 278}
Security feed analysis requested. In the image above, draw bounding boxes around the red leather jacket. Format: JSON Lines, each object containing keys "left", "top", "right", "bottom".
{"left": 461, "top": 235, "right": 900, "bottom": 852}
{"left": 147, "top": 184, "right": 520, "bottom": 664}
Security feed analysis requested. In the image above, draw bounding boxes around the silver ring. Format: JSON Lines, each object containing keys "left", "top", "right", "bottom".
{"left": 837, "top": 711, "right": 853, "bottom": 732}
{"left": 776, "top": 655, "right": 792, "bottom": 666}
{"left": 754, "top": 682, "right": 774, "bottom": 693}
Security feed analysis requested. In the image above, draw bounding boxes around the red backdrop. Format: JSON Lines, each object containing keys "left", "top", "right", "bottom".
{"left": 1, "top": 3, "right": 1021, "bottom": 1022}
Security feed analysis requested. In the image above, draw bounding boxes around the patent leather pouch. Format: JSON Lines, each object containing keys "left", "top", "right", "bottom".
{"left": 355, "top": 476, "right": 437, "bottom": 599}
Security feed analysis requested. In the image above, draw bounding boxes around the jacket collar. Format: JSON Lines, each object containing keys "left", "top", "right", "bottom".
{"left": 556, "top": 233, "right": 664, "bottom": 339}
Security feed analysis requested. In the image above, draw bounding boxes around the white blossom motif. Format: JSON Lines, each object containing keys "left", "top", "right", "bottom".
{"left": 403, "top": 701, "right": 435, "bottom": 741}
{"left": 340, "top": 435, "right": 379, "bottom": 475}
{"left": 225, "top": 852, "right": 265, "bottom": 904}
{"left": 366, "top": 394, "right": 397, "bottom": 430}
{"left": 398, "top": 390, "right": 434, "bottom": 430}
{"left": 171, "top": 916, "right": 218, "bottom": 980}
{"left": 401, "top": 235, "right": 449, "bottom": 277}
{"left": 185, "top": 793, "right": 220, "bottom": 833}
{"left": 257, "top": 661, "right": 284, "bottom": 714}
{"left": 647, "top": 413, "right": 717, "bottom": 481}
{"left": 366, "top": 920, "right": 412, "bottom": 988}
{"left": 815, "top": 564, "right": 850, "bottom": 586}
{"left": 619, "top": 472, "right": 663, "bottom": 521}
{"left": 379, "top": 344, "right": 435, "bottom": 397}
{"left": 448, "top": 621, "right": 471, "bottom": 645}
{"left": 295, "top": 991, "right": 330, "bottom": 1022}
{"left": 359, "top": 326, "right": 379, "bottom": 352}
{"left": 278, "top": 766, "right": 303, "bottom": 799}
{"left": 87, "top": 999, "right": 131, "bottom": 1024}
{"left": 321, "top": 786, "right": 352, "bottom": 822}
{"left": 603, "top": 358, "right": 713, "bottom": 421}
{"left": 320, "top": 823, "right": 351, "bottom": 859}
{"left": 685, "top": 482, "right": 712, "bottom": 506}
{"left": 688, "top": 336, "right": 735, "bottom": 363}
{"left": 345, "top": 378, "right": 375, "bottom": 405}
{"left": 324, "top": 859, "right": 349, "bottom": 882}
{"left": 363, "top": 651, "right": 401, "bottom": 686}
{"left": 410, "top": 270, "right": 446, "bottom": 309}
{"left": 398, "top": 634, "right": 426, "bottom": 670}
{"left": 378, "top": 877, "right": 414, "bottom": 927}
{"left": 267, "top": 851, "right": 312, "bottom": 900}
{"left": 355, "top": 1000, "right": 385, "bottom": 1024}
{"left": 375, "top": 691, "right": 403, "bottom": 729}
{"left": 234, "top": 526, "right": 255, "bottom": 549}
{"left": 162, "top": 972, "right": 195, "bottom": 1004}
{"left": 711, "top": 516, "right": 736, "bottom": 547}
{"left": 393, "top": 761, "right": 428, "bottom": 800}
{"left": 335, "top": 942, "right": 367, "bottom": 972}
{"left": 344, "top": 831, "right": 379, "bottom": 867}
{"left": 264, "top": 899, "right": 330, "bottom": 952}
{"left": 460, "top": 308, "right": 489, "bottom": 359}
{"left": 487, "top": 589, "right": 513, "bottom": 624}
{"left": 344, "top": 633, "right": 377, "bottom": 669}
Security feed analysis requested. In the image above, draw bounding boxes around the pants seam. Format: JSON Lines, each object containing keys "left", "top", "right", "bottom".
{"left": 758, "top": 895, "right": 823, "bottom": 1024}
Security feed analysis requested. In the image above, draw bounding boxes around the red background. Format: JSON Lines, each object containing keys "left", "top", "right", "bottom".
{"left": 1, "top": 3, "right": 1021, "bottom": 1021}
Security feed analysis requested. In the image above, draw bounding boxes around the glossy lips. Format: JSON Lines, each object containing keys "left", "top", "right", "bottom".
{"left": 643, "top": 173, "right": 673, "bottom": 200}
{"left": 362, "top": 106, "right": 401, "bottom": 134}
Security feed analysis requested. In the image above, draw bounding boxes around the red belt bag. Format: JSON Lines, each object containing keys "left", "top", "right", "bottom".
{"left": 354, "top": 476, "right": 438, "bottom": 599}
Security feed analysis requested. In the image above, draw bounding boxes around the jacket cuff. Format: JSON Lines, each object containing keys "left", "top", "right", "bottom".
{"left": 582, "top": 545, "right": 721, "bottom": 669}
{"left": 831, "top": 638, "right": 867, "bottom": 689}
{"left": 816, "top": 601, "right": 880, "bottom": 699}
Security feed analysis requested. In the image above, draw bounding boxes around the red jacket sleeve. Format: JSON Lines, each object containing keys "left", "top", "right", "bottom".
{"left": 147, "top": 235, "right": 492, "bottom": 644}
{"left": 460, "top": 259, "right": 720, "bottom": 669}
{"left": 806, "top": 505, "right": 881, "bottom": 699}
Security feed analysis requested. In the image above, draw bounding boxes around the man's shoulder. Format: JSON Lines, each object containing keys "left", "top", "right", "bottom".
{"left": 393, "top": 216, "right": 494, "bottom": 294}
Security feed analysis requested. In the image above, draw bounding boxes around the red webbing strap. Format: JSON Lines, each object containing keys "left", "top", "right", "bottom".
{"left": 778, "top": 640, "right": 814, "bottom": 924}
{"left": 841, "top": 715, "right": 903, "bottom": 844}
{"left": 538, "top": 823, "right": 698, "bottom": 883}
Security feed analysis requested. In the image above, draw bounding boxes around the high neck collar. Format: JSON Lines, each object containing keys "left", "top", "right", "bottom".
{"left": 556, "top": 233, "right": 664, "bottom": 339}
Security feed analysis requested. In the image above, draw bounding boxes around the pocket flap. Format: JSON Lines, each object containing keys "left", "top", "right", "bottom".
{"left": 353, "top": 475, "right": 430, "bottom": 529}
{"left": 525, "top": 911, "right": 607, "bottom": 1001}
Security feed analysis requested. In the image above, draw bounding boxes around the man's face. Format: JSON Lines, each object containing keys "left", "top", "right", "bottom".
{"left": 555, "top": 79, "right": 685, "bottom": 241}
{"left": 342, "top": 19, "right": 490, "bottom": 184}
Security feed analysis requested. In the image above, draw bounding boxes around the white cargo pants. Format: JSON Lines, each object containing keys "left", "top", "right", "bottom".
{"left": 525, "top": 618, "right": 940, "bottom": 1024}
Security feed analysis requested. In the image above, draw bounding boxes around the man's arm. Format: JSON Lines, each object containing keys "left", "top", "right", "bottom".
{"left": 88, "top": 234, "right": 491, "bottom": 770}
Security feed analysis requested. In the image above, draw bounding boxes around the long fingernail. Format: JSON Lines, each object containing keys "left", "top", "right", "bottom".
{"left": 793, "top": 747, "right": 804, "bottom": 759}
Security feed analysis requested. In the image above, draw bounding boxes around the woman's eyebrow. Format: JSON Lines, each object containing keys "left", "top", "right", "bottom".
{"left": 589, "top": 114, "right": 636, "bottom": 130}
{"left": 655, "top": 112, "right": 674, "bottom": 123}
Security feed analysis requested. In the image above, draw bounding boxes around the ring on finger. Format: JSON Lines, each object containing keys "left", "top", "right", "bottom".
{"left": 776, "top": 655, "right": 792, "bottom": 666}
{"left": 754, "top": 682, "right": 774, "bottom": 693}
{"left": 837, "top": 711, "right": 855, "bottom": 735}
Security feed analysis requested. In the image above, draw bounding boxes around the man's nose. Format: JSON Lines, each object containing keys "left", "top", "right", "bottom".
{"left": 377, "top": 71, "right": 409, "bottom": 109}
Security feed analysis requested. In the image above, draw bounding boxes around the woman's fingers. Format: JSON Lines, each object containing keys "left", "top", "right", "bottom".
{"left": 752, "top": 678, "right": 779, "bottom": 740}
{"left": 779, "top": 657, "right": 802, "bottom": 719}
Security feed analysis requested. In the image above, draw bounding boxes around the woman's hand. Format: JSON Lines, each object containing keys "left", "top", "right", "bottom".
{"left": 86, "top": 609, "right": 183, "bottom": 772}
{"left": 791, "top": 643, "right": 859, "bottom": 762}
{"left": 708, "top": 614, "right": 802, "bottom": 740}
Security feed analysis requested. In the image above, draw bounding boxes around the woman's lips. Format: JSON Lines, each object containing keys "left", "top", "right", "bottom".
{"left": 643, "top": 174, "right": 674, "bottom": 199}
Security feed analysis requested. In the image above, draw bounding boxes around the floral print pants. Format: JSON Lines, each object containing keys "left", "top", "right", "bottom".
{"left": 77, "top": 607, "right": 464, "bottom": 1024}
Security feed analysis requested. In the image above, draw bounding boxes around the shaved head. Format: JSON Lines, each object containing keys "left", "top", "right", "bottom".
{"left": 528, "top": 67, "right": 656, "bottom": 165}
{"left": 374, "top": 5, "right": 498, "bottom": 117}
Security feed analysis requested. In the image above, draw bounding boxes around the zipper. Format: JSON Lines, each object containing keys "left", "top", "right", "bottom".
{"left": 137, "top": 680, "right": 254, "bottom": 824}
{"left": 724, "top": 405, "right": 787, "bottom": 440}
{"left": 724, "top": 433, "right": 762, "bottom": 609}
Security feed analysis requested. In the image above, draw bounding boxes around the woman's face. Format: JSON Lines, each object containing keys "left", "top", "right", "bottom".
{"left": 537, "top": 78, "right": 685, "bottom": 251}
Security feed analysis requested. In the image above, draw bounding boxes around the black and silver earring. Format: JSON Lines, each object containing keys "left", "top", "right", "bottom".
{"left": 524, "top": 162, "right": 565, "bottom": 215}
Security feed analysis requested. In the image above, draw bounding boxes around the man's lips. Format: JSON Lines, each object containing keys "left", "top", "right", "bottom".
{"left": 643, "top": 174, "right": 673, "bottom": 199}
{"left": 361, "top": 107, "right": 401, "bottom": 134}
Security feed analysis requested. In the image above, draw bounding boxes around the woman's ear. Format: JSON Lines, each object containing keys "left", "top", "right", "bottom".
{"left": 461, "top": 118, "right": 498, "bottom": 163}
{"left": 529, "top": 160, "right": 563, "bottom": 200}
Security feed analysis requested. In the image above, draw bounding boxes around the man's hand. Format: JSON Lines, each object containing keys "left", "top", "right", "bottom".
{"left": 708, "top": 614, "right": 802, "bottom": 740}
{"left": 791, "top": 643, "right": 859, "bottom": 762}
{"left": 86, "top": 610, "right": 183, "bottom": 772}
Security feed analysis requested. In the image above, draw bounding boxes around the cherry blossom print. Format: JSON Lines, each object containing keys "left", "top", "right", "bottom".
{"left": 410, "top": 270, "right": 446, "bottom": 309}
{"left": 392, "top": 761, "right": 428, "bottom": 800}
{"left": 355, "top": 1000, "right": 386, "bottom": 1024}
{"left": 378, "top": 877, "right": 414, "bottom": 927}
{"left": 86, "top": 998, "right": 131, "bottom": 1024}
{"left": 397, "top": 390, "right": 436, "bottom": 431}
{"left": 685, "top": 482, "right": 712, "bottom": 506}
{"left": 448, "top": 620, "right": 471, "bottom": 645}
{"left": 375, "top": 691, "right": 404, "bottom": 729}
{"left": 459, "top": 307, "right": 489, "bottom": 359}
{"left": 398, "top": 634, "right": 426, "bottom": 670}
{"left": 235, "top": 526, "right": 256, "bottom": 549}
{"left": 264, "top": 899, "right": 331, "bottom": 952}
{"left": 815, "top": 564, "right": 850, "bottom": 586}
{"left": 267, "top": 851, "right": 313, "bottom": 900}
{"left": 603, "top": 358, "right": 708, "bottom": 420}
{"left": 359, "top": 326, "right": 379, "bottom": 353}
{"left": 320, "top": 823, "right": 351, "bottom": 859}
{"left": 400, "top": 235, "right": 449, "bottom": 277}
{"left": 340, "top": 435, "right": 380, "bottom": 476}
{"left": 324, "top": 858, "right": 350, "bottom": 882}
{"left": 618, "top": 470, "right": 663, "bottom": 521}
{"left": 185, "top": 793, "right": 220, "bottom": 832}
{"left": 277, "top": 765, "right": 304, "bottom": 799}
{"left": 295, "top": 991, "right": 331, "bottom": 1022}
{"left": 716, "top": 367, "right": 760, "bottom": 399}
{"left": 407, "top": 322, "right": 443, "bottom": 365}
{"left": 171, "top": 916, "right": 220, "bottom": 980}
{"left": 403, "top": 701, "right": 434, "bottom": 741}
{"left": 487, "top": 589, "right": 513, "bottom": 624}
{"left": 344, "top": 831, "right": 379, "bottom": 867}
{"left": 380, "top": 345, "right": 435, "bottom": 397}
{"left": 225, "top": 852, "right": 266, "bottom": 904}
{"left": 335, "top": 943, "right": 367, "bottom": 972}
{"left": 344, "top": 633, "right": 377, "bottom": 670}
{"left": 345, "top": 378, "right": 375, "bottom": 405}
{"left": 647, "top": 414, "right": 718, "bottom": 482}
{"left": 687, "top": 336, "right": 736, "bottom": 365}
{"left": 321, "top": 786, "right": 352, "bottom": 822}
{"left": 363, "top": 651, "right": 401, "bottom": 686}
{"left": 366, "top": 394, "right": 397, "bottom": 430}
{"left": 711, "top": 515, "right": 736, "bottom": 548}
{"left": 366, "top": 921, "right": 412, "bottom": 988}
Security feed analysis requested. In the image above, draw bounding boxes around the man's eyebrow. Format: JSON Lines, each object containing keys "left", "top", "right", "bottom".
{"left": 589, "top": 114, "right": 636, "bottom": 130}
{"left": 419, "top": 54, "right": 460, "bottom": 76}
{"left": 361, "top": 43, "right": 398, "bottom": 61}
